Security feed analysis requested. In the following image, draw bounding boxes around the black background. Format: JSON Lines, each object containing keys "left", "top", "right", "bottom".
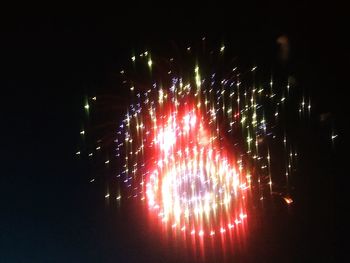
{"left": 0, "top": 4, "right": 343, "bottom": 262}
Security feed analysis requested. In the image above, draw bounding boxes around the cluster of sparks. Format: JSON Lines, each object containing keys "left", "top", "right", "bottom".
{"left": 144, "top": 102, "right": 249, "bottom": 237}
{"left": 77, "top": 40, "right": 309, "bottom": 241}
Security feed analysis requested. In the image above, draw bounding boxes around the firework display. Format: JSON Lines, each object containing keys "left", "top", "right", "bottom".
{"left": 77, "top": 39, "right": 308, "bottom": 241}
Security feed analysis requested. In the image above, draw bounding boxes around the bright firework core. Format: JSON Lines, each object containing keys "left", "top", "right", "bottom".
{"left": 145, "top": 99, "right": 248, "bottom": 236}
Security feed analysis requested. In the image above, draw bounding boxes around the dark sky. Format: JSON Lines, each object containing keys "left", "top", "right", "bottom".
{"left": 0, "top": 5, "right": 343, "bottom": 262}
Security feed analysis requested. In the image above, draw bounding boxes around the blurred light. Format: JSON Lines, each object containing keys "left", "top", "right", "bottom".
{"left": 283, "top": 196, "right": 293, "bottom": 205}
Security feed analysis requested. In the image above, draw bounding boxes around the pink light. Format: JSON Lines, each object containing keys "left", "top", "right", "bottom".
{"left": 143, "top": 102, "right": 249, "bottom": 237}
{"left": 239, "top": 213, "right": 247, "bottom": 219}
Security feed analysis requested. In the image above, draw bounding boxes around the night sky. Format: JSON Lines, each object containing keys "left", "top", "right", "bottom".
{"left": 0, "top": 6, "right": 343, "bottom": 262}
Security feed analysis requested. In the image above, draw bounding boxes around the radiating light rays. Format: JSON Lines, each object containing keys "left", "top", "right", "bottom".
{"left": 76, "top": 39, "right": 309, "bottom": 248}
{"left": 145, "top": 107, "right": 248, "bottom": 236}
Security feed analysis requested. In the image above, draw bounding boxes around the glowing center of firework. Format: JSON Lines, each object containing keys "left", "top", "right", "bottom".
{"left": 146, "top": 109, "right": 248, "bottom": 232}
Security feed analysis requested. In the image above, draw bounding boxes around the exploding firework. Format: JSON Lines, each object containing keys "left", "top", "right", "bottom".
{"left": 77, "top": 38, "right": 308, "bottom": 242}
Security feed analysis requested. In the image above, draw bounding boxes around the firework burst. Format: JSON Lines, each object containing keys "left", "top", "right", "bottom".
{"left": 77, "top": 39, "right": 306, "bottom": 243}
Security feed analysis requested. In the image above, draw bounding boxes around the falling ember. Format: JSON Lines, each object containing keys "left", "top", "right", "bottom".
{"left": 283, "top": 196, "right": 293, "bottom": 205}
